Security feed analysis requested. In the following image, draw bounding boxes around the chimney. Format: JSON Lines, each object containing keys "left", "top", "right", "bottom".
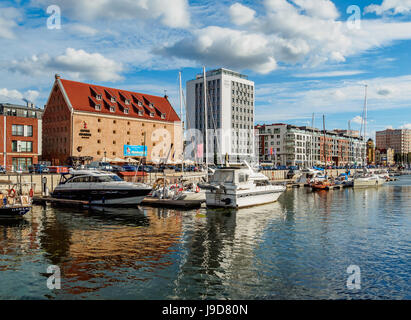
{"left": 55, "top": 74, "right": 61, "bottom": 80}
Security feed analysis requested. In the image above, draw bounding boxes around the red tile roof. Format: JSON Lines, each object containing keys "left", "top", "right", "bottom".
{"left": 59, "top": 79, "right": 180, "bottom": 122}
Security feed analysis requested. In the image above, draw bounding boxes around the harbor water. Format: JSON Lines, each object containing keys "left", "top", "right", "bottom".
{"left": 1, "top": 176, "right": 410, "bottom": 300}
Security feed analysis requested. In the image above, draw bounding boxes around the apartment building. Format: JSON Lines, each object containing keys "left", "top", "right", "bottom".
{"left": 376, "top": 128, "right": 411, "bottom": 163}
{"left": 255, "top": 123, "right": 366, "bottom": 167}
{"left": 0, "top": 103, "right": 43, "bottom": 171}
{"left": 186, "top": 68, "right": 255, "bottom": 164}
{"left": 42, "top": 75, "right": 182, "bottom": 166}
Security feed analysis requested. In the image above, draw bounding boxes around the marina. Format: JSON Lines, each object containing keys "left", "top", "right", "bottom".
{"left": 0, "top": 175, "right": 410, "bottom": 300}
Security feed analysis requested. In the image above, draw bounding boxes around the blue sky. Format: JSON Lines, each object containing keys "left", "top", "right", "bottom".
{"left": 1, "top": 0, "right": 411, "bottom": 139}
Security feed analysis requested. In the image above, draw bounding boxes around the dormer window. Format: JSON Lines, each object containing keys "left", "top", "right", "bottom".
{"left": 149, "top": 103, "right": 154, "bottom": 109}
{"left": 161, "top": 113, "right": 166, "bottom": 119}
{"left": 138, "top": 101, "right": 143, "bottom": 107}
{"left": 125, "top": 99, "right": 130, "bottom": 105}
{"left": 110, "top": 106, "right": 116, "bottom": 113}
{"left": 124, "top": 108, "right": 129, "bottom": 114}
{"left": 150, "top": 112, "right": 155, "bottom": 117}
{"left": 95, "top": 104, "right": 101, "bottom": 111}
{"left": 96, "top": 94, "right": 102, "bottom": 100}
{"left": 111, "top": 97, "right": 116, "bottom": 103}
{"left": 138, "top": 110, "right": 143, "bottom": 116}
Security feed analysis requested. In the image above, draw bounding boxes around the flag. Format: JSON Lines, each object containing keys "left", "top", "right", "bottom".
{"left": 197, "top": 144, "right": 203, "bottom": 158}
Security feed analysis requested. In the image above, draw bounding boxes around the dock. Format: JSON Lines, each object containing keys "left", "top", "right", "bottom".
{"left": 32, "top": 196, "right": 204, "bottom": 209}
{"left": 141, "top": 198, "right": 204, "bottom": 209}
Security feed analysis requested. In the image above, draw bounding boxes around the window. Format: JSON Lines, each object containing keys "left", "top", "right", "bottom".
{"left": 125, "top": 99, "right": 130, "bottom": 105}
{"left": 12, "top": 125, "right": 24, "bottom": 136}
{"left": 12, "top": 141, "right": 33, "bottom": 152}
{"left": 111, "top": 97, "right": 116, "bottom": 103}
{"left": 150, "top": 112, "right": 155, "bottom": 117}
{"left": 110, "top": 106, "right": 115, "bottom": 112}
{"left": 95, "top": 104, "right": 101, "bottom": 111}
{"left": 138, "top": 110, "right": 143, "bottom": 116}
{"left": 96, "top": 94, "right": 102, "bottom": 100}
{"left": 161, "top": 113, "right": 166, "bottom": 119}
{"left": 124, "top": 108, "right": 129, "bottom": 114}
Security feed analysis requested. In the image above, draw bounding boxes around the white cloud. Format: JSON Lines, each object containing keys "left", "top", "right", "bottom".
{"left": 351, "top": 116, "right": 364, "bottom": 125}
{"left": 0, "top": 7, "right": 21, "bottom": 39}
{"left": 31, "top": 0, "right": 191, "bottom": 28}
{"left": 157, "top": 26, "right": 278, "bottom": 74}
{"left": 9, "top": 48, "right": 124, "bottom": 82}
{"left": 69, "top": 24, "right": 98, "bottom": 36}
{"left": 0, "top": 88, "right": 40, "bottom": 103}
{"left": 400, "top": 123, "right": 411, "bottom": 129}
{"left": 157, "top": 0, "right": 411, "bottom": 73}
{"left": 365, "top": 0, "right": 411, "bottom": 15}
{"left": 229, "top": 3, "right": 256, "bottom": 25}
{"left": 294, "top": 70, "right": 365, "bottom": 78}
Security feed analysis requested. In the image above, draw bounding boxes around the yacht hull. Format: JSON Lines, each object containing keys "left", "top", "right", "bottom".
{"left": 353, "top": 179, "right": 385, "bottom": 188}
{"left": 52, "top": 188, "right": 152, "bottom": 205}
{"left": 206, "top": 188, "right": 284, "bottom": 209}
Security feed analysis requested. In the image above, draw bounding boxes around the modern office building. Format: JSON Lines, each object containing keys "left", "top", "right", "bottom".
{"left": 186, "top": 68, "right": 255, "bottom": 164}
{"left": 255, "top": 123, "right": 366, "bottom": 167}
{"left": 376, "top": 128, "right": 411, "bottom": 163}
{"left": 42, "top": 75, "right": 182, "bottom": 166}
{"left": 375, "top": 148, "right": 395, "bottom": 166}
{"left": 0, "top": 102, "right": 43, "bottom": 171}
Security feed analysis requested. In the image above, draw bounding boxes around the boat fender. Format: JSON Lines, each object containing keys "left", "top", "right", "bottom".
{"left": 8, "top": 188, "right": 16, "bottom": 198}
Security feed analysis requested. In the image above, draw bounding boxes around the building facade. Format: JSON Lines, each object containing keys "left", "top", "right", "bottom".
{"left": 42, "top": 75, "right": 182, "bottom": 166}
{"left": 0, "top": 103, "right": 43, "bottom": 171}
{"left": 255, "top": 123, "right": 366, "bottom": 167}
{"left": 366, "top": 138, "right": 375, "bottom": 165}
{"left": 186, "top": 68, "right": 255, "bottom": 164}
{"left": 376, "top": 128, "right": 411, "bottom": 164}
{"left": 375, "top": 148, "right": 395, "bottom": 166}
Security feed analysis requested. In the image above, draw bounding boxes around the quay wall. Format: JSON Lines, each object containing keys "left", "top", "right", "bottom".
{"left": 1, "top": 168, "right": 403, "bottom": 195}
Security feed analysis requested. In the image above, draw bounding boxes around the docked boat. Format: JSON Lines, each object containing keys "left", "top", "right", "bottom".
{"left": 198, "top": 162, "right": 286, "bottom": 209}
{"left": 52, "top": 170, "right": 152, "bottom": 205}
{"left": 353, "top": 170, "right": 386, "bottom": 188}
{"left": 0, "top": 182, "right": 33, "bottom": 218}
{"left": 311, "top": 180, "right": 334, "bottom": 191}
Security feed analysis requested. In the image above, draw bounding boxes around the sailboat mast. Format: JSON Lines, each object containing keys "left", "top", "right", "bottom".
{"left": 323, "top": 115, "right": 326, "bottom": 167}
{"left": 363, "top": 84, "right": 368, "bottom": 166}
{"left": 179, "top": 71, "right": 184, "bottom": 173}
{"left": 311, "top": 113, "right": 314, "bottom": 168}
{"left": 203, "top": 67, "right": 208, "bottom": 172}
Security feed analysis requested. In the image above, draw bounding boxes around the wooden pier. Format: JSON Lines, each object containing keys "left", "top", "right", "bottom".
{"left": 32, "top": 196, "right": 204, "bottom": 209}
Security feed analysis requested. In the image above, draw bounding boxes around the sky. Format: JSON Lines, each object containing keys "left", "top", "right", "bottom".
{"left": 1, "top": 0, "right": 411, "bottom": 139}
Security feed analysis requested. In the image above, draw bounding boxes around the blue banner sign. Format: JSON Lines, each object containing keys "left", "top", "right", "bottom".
{"left": 124, "top": 145, "right": 147, "bottom": 157}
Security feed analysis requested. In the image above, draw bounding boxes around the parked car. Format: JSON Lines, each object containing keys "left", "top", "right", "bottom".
{"left": 111, "top": 165, "right": 125, "bottom": 173}
{"left": 122, "top": 165, "right": 137, "bottom": 172}
{"left": 28, "top": 164, "right": 50, "bottom": 174}
{"left": 87, "top": 162, "right": 113, "bottom": 171}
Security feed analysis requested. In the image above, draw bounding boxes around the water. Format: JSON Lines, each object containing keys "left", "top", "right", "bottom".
{"left": 1, "top": 177, "right": 410, "bottom": 300}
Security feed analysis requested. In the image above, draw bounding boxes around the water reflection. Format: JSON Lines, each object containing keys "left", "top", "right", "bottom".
{"left": 0, "top": 176, "right": 410, "bottom": 299}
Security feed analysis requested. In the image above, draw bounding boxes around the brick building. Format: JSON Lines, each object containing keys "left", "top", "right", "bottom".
{"left": 0, "top": 103, "right": 43, "bottom": 171}
{"left": 42, "top": 75, "right": 182, "bottom": 166}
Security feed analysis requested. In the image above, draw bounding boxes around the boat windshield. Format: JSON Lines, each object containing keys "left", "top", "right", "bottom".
{"left": 67, "top": 175, "right": 123, "bottom": 183}
{"left": 210, "top": 171, "right": 234, "bottom": 183}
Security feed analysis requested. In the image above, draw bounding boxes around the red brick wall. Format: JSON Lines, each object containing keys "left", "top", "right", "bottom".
{"left": 0, "top": 114, "right": 40, "bottom": 170}
{"left": 42, "top": 83, "right": 72, "bottom": 165}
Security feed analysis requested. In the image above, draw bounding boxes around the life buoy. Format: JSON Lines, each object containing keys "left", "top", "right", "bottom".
{"left": 8, "top": 188, "right": 16, "bottom": 198}
{"left": 29, "top": 188, "right": 34, "bottom": 198}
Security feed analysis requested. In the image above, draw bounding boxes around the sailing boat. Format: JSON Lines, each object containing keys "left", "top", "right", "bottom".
{"left": 353, "top": 84, "right": 386, "bottom": 188}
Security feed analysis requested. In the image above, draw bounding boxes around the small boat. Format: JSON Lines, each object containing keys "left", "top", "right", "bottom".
{"left": 199, "top": 161, "right": 286, "bottom": 209}
{"left": 353, "top": 169, "right": 386, "bottom": 188}
{"left": 52, "top": 170, "right": 152, "bottom": 206}
{"left": 311, "top": 180, "right": 334, "bottom": 191}
{"left": 0, "top": 182, "right": 34, "bottom": 218}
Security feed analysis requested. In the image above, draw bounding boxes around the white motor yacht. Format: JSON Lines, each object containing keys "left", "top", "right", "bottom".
{"left": 353, "top": 169, "right": 386, "bottom": 188}
{"left": 52, "top": 170, "right": 152, "bottom": 205}
{"left": 199, "top": 162, "right": 286, "bottom": 209}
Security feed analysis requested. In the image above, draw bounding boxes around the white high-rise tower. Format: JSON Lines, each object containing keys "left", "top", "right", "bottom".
{"left": 186, "top": 68, "right": 255, "bottom": 164}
